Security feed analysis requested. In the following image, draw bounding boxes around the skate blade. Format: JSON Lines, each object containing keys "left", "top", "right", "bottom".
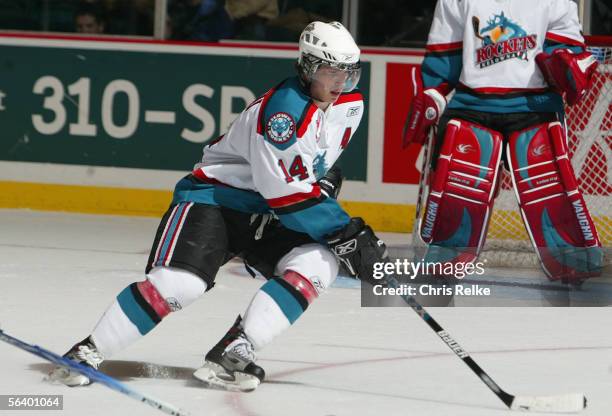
{"left": 193, "top": 362, "right": 260, "bottom": 392}
{"left": 46, "top": 367, "right": 91, "bottom": 387}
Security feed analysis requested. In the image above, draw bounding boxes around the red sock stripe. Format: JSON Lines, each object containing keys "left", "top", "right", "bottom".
{"left": 281, "top": 271, "right": 319, "bottom": 304}
{"left": 137, "top": 280, "right": 171, "bottom": 319}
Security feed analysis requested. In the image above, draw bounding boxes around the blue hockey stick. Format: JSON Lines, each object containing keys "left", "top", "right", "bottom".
{"left": 0, "top": 329, "right": 190, "bottom": 416}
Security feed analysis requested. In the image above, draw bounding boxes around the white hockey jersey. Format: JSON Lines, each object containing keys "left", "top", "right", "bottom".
{"left": 172, "top": 76, "right": 364, "bottom": 241}
{"left": 422, "top": 0, "right": 586, "bottom": 113}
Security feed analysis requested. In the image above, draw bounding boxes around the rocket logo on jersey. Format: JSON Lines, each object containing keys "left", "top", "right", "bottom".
{"left": 473, "top": 12, "right": 537, "bottom": 68}
{"left": 266, "top": 112, "right": 296, "bottom": 144}
{"left": 313, "top": 151, "right": 328, "bottom": 180}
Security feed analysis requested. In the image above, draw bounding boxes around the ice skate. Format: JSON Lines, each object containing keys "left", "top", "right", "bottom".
{"left": 47, "top": 337, "right": 104, "bottom": 387}
{"left": 193, "top": 316, "right": 264, "bottom": 392}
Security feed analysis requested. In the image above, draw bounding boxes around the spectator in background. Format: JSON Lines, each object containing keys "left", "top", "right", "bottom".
{"left": 225, "top": 0, "right": 278, "bottom": 40}
{"left": 168, "top": 0, "right": 233, "bottom": 41}
{"left": 591, "top": 0, "right": 612, "bottom": 36}
{"left": 384, "top": 2, "right": 433, "bottom": 47}
{"left": 168, "top": 0, "right": 277, "bottom": 42}
{"left": 75, "top": 2, "right": 106, "bottom": 34}
{"left": 357, "top": 0, "right": 433, "bottom": 47}
{"left": 266, "top": 0, "right": 341, "bottom": 42}
{"left": 105, "top": 0, "right": 154, "bottom": 36}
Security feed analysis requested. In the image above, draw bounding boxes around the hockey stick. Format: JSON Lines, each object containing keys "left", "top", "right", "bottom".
{"left": 472, "top": 16, "right": 485, "bottom": 41}
{"left": 412, "top": 128, "right": 434, "bottom": 244}
{"left": 0, "top": 330, "right": 190, "bottom": 416}
{"left": 381, "top": 277, "right": 586, "bottom": 413}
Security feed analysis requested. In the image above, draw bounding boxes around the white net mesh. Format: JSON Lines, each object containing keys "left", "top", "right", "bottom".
{"left": 482, "top": 39, "right": 612, "bottom": 268}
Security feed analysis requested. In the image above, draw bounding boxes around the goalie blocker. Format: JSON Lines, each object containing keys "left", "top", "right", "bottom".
{"left": 419, "top": 118, "right": 602, "bottom": 282}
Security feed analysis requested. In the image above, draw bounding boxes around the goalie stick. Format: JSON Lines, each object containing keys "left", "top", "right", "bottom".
{"left": 412, "top": 128, "right": 434, "bottom": 244}
{"left": 0, "top": 329, "right": 190, "bottom": 416}
{"left": 382, "top": 276, "right": 586, "bottom": 413}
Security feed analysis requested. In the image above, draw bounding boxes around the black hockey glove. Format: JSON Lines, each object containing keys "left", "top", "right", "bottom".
{"left": 318, "top": 166, "right": 343, "bottom": 199}
{"left": 326, "top": 217, "right": 389, "bottom": 284}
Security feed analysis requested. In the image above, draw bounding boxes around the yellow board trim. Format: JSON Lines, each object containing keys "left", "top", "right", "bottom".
{"left": 338, "top": 200, "right": 415, "bottom": 232}
{"left": 0, "top": 180, "right": 609, "bottom": 244}
{"left": 0, "top": 181, "right": 172, "bottom": 217}
{"left": 0, "top": 181, "right": 417, "bottom": 230}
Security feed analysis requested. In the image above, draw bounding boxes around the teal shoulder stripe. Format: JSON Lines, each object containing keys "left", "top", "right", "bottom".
{"left": 262, "top": 77, "right": 311, "bottom": 150}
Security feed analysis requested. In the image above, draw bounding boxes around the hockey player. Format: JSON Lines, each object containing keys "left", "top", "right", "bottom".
{"left": 49, "top": 21, "right": 388, "bottom": 391}
{"left": 403, "top": 0, "right": 602, "bottom": 283}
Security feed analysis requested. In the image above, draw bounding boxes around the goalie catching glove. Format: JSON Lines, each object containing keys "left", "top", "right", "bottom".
{"left": 536, "top": 48, "right": 598, "bottom": 106}
{"left": 326, "top": 217, "right": 389, "bottom": 284}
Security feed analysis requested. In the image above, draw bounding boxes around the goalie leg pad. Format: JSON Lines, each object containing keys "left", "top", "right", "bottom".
{"left": 507, "top": 122, "right": 603, "bottom": 282}
{"left": 420, "top": 119, "right": 503, "bottom": 265}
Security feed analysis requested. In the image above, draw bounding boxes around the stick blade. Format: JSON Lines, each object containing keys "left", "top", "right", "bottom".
{"left": 510, "top": 393, "right": 586, "bottom": 413}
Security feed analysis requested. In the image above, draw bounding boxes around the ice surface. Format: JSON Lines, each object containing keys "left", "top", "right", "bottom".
{"left": 1, "top": 209, "right": 611, "bottom": 416}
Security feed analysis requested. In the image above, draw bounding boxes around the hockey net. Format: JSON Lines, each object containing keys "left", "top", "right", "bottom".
{"left": 481, "top": 36, "right": 612, "bottom": 269}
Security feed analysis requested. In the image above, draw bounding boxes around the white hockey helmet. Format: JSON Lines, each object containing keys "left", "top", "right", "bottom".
{"left": 297, "top": 21, "right": 361, "bottom": 92}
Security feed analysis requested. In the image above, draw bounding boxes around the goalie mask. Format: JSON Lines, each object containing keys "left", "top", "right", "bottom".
{"left": 297, "top": 21, "right": 361, "bottom": 93}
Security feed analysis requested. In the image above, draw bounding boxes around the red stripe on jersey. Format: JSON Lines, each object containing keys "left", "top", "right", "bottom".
{"left": 246, "top": 96, "right": 264, "bottom": 111}
{"left": 207, "top": 134, "right": 225, "bottom": 147}
{"left": 256, "top": 87, "right": 277, "bottom": 135}
{"left": 545, "top": 32, "right": 585, "bottom": 47}
{"left": 458, "top": 83, "right": 549, "bottom": 94}
{"left": 296, "top": 103, "right": 318, "bottom": 138}
{"left": 333, "top": 92, "right": 363, "bottom": 106}
{"left": 192, "top": 168, "right": 224, "bottom": 185}
{"left": 340, "top": 127, "right": 351, "bottom": 149}
{"left": 266, "top": 186, "right": 322, "bottom": 208}
{"left": 426, "top": 41, "right": 463, "bottom": 52}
